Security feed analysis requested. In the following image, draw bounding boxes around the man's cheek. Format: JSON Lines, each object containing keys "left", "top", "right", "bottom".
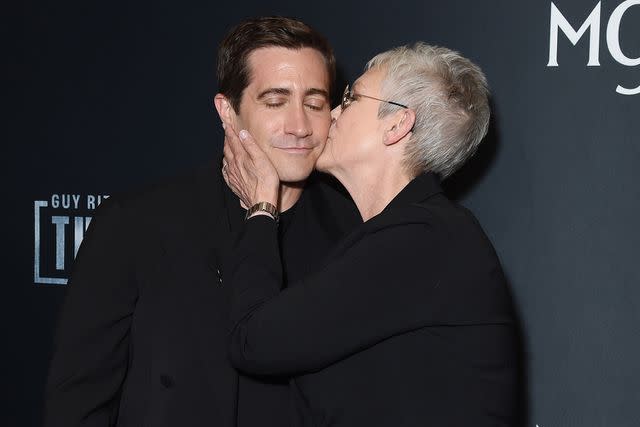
{"left": 246, "top": 130, "right": 270, "bottom": 152}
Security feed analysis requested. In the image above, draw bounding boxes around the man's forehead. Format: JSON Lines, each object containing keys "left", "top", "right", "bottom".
{"left": 246, "top": 46, "right": 329, "bottom": 91}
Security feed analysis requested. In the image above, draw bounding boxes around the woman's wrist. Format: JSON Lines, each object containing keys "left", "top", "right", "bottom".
{"left": 246, "top": 201, "right": 279, "bottom": 223}
{"left": 252, "top": 185, "right": 279, "bottom": 208}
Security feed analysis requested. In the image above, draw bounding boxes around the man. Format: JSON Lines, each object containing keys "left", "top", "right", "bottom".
{"left": 44, "top": 17, "right": 359, "bottom": 427}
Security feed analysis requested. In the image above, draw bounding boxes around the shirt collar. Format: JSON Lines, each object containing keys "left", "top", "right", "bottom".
{"left": 384, "top": 172, "right": 444, "bottom": 213}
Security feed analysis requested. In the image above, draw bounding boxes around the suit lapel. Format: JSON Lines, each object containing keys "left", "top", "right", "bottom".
{"left": 191, "top": 156, "right": 245, "bottom": 286}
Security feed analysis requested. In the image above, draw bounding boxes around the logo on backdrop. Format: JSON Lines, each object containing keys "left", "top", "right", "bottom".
{"left": 34, "top": 194, "right": 109, "bottom": 285}
{"left": 547, "top": 0, "right": 640, "bottom": 95}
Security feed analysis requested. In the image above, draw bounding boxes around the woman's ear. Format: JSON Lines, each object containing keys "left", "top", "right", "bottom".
{"left": 214, "top": 94, "right": 237, "bottom": 128}
{"left": 383, "top": 109, "right": 416, "bottom": 146}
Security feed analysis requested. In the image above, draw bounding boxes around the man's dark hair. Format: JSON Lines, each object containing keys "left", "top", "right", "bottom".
{"left": 217, "top": 16, "right": 336, "bottom": 112}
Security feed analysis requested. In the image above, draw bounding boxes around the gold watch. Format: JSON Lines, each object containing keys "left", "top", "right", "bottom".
{"left": 245, "top": 201, "right": 279, "bottom": 224}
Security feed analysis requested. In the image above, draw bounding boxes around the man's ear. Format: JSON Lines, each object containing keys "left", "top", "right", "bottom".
{"left": 383, "top": 109, "right": 416, "bottom": 146}
{"left": 214, "top": 93, "right": 237, "bottom": 128}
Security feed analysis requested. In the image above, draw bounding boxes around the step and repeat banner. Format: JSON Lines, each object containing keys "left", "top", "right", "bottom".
{"left": 6, "top": 0, "right": 639, "bottom": 426}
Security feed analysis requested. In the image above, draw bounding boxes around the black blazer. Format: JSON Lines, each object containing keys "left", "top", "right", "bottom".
{"left": 44, "top": 158, "right": 360, "bottom": 427}
{"left": 227, "top": 173, "right": 519, "bottom": 427}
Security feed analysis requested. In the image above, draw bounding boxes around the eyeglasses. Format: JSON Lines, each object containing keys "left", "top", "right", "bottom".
{"left": 341, "top": 84, "right": 408, "bottom": 111}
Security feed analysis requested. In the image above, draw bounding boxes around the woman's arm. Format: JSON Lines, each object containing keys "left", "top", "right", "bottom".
{"left": 226, "top": 214, "right": 441, "bottom": 377}
{"left": 221, "top": 125, "right": 442, "bottom": 376}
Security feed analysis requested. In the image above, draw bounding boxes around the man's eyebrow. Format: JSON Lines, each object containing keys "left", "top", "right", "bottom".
{"left": 257, "top": 87, "right": 330, "bottom": 100}
{"left": 305, "top": 88, "right": 330, "bottom": 99}
{"left": 257, "top": 88, "right": 292, "bottom": 99}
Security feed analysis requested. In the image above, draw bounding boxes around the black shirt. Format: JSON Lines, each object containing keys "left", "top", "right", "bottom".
{"left": 223, "top": 175, "right": 361, "bottom": 427}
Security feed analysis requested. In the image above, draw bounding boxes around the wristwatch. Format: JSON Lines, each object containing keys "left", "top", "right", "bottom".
{"left": 245, "top": 201, "right": 279, "bottom": 224}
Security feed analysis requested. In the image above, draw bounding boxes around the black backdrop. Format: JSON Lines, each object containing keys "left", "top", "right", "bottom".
{"left": 6, "top": 1, "right": 640, "bottom": 426}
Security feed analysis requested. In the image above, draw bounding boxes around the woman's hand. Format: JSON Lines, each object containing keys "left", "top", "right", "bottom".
{"left": 222, "top": 124, "right": 280, "bottom": 209}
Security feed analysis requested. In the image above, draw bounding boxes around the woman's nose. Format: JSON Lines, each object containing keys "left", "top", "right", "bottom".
{"left": 330, "top": 105, "right": 341, "bottom": 121}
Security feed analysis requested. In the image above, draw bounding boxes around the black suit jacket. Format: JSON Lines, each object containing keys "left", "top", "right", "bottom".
{"left": 227, "top": 173, "right": 519, "bottom": 426}
{"left": 44, "top": 158, "right": 360, "bottom": 427}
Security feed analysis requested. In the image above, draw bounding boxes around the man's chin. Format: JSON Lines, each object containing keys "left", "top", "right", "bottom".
{"left": 269, "top": 151, "right": 321, "bottom": 181}
{"left": 275, "top": 167, "right": 314, "bottom": 185}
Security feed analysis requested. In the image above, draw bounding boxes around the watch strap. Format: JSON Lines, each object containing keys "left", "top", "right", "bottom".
{"left": 245, "top": 201, "right": 279, "bottom": 223}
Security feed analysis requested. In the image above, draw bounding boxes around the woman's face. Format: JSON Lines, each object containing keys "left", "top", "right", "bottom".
{"left": 316, "top": 67, "right": 387, "bottom": 175}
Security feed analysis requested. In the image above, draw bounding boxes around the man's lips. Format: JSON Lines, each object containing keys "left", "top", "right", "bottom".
{"left": 274, "top": 146, "right": 315, "bottom": 152}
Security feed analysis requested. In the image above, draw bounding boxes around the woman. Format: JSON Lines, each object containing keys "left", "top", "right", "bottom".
{"left": 222, "top": 43, "right": 518, "bottom": 426}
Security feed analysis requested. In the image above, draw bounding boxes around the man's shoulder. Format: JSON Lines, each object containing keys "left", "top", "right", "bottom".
{"left": 300, "top": 171, "right": 361, "bottom": 233}
{"left": 92, "top": 162, "right": 225, "bottom": 242}
{"left": 303, "top": 172, "right": 359, "bottom": 216}
{"left": 109, "top": 163, "right": 222, "bottom": 216}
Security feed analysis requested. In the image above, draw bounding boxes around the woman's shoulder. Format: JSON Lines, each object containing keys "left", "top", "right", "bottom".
{"left": 364, "top": 198, "right": 449, "bottom": 235}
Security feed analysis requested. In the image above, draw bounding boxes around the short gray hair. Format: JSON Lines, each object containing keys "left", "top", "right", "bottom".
{"left": 366, "top": 42, "right": 490, "bottom": 179}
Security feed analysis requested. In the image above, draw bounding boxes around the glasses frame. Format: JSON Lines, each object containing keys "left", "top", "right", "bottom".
{"left": 341, "top": 84, "right": 409, "bottom": 111}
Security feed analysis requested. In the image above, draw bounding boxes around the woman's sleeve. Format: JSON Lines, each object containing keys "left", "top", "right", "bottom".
{"left": 226, "top": 215, "right": 440, "bottom": 377}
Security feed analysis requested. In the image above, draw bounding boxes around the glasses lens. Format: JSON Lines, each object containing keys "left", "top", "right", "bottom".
{"left": 342, "top": 85, "right": 350, "bottom": 110}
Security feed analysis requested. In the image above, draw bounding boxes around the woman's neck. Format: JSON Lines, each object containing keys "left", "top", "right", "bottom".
{"left": 337, "top": 165, "right": 412, "bottom": 222}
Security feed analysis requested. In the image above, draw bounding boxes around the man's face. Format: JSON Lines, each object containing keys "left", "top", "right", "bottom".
{"left": 229, "top": 47, "right": 331, "bottom": 183}
{"left": 317, "top": 67, "right": 386, "bottom": 175}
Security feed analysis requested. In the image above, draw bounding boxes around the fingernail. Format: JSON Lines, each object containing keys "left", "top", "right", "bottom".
{"left": 239, "top": 130, "right": 248, "bottom": 140}
{"left": 222, "top": 123, "right": 226, "bottom": 130}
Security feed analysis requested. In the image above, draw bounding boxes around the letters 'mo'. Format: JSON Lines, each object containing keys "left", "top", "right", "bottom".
{"left": 548, "top": 0, "right": 640, "bottom": 95}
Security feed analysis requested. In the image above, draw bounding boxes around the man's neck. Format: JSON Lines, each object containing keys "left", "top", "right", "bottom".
{"left": 278, "top": 181, "right": 305, "bottom": 212}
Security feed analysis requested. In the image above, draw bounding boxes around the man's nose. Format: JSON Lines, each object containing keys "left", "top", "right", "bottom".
{"left": 284, "top": 104, "right": 313, "bottom": 138}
